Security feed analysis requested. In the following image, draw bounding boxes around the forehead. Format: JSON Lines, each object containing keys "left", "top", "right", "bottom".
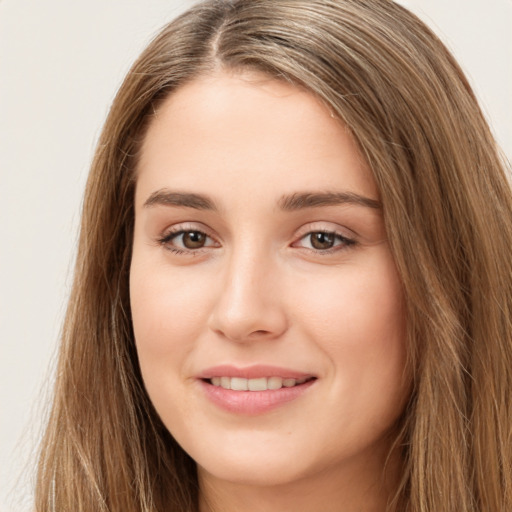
{"left": 135, "top": 70, "right": 378, "bottom": 208}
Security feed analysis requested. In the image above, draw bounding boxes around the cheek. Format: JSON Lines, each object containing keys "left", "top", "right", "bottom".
{"left": 293, "top": 253, "right": 407, "bottom": 400}
{"left": 130, "top": 260, "right": 209, "bottom": 351}
{"left": 129, "top": 259, "right": 210, "bottom": 421}
{"left": 297, "top": 260, "right": 404, "bottom": 347}
{"left": 129, "top": 260, "right": 217, "bottom": 410}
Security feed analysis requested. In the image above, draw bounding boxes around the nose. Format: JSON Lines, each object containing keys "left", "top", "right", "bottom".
{"left": 207, "top": 248, "right": 288, "bottom": 343}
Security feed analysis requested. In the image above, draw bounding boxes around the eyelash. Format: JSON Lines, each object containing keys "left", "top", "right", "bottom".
{"left": 157, "top": 228, "right": 217, "bottom": 255}
{"left": 156, "top": 227, "right": 357, "bottom": 255}
{"left": 294, "top": 230, "right": 357, "bottom": 255}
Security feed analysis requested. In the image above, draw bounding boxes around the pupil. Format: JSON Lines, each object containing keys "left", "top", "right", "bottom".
{"left": 311, "top": 232, "right": 334, "bottom": 250}
{"left": 183, "top": 231, "right": 206, "bottom": 248}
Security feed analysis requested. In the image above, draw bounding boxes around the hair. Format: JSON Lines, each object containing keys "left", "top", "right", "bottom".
{"left": 35, "top": 0, "right": 512, "bottom": 511}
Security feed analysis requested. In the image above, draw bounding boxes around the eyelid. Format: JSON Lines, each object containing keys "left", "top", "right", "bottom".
{"left": 157, "top": 222, "right": 220, "bottom": 251}
{"left": 290, "top": 222, "right": 358, "bottom": 254}
{"left": 156, "top": 221, "right": 358, "bottom": 254}
{"left": 292, "top": 231, "right": 356, "bottom": 251}
{"left": 293, "top": 221, "right": 356, "bottom": 240}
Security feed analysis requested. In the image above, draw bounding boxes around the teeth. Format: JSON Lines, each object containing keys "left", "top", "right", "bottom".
{"left": 267, "top": 376, "right": 283, "bottom": 390}
{"left": 248, "top": 377, "right": 267, "bottom": 391}
{"left": 209, "top": 376, "right": 312, "bottom": 391}
{"left": 230, "top": 377, "right": 248, "bottom": 391}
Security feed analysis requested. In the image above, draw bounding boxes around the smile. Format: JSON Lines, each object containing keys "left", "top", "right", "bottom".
{"left": 208, "top": 376, "right": 314, "bottom": 391}
{"left": 198, "top": 367, "right": 317, "bottom": 414}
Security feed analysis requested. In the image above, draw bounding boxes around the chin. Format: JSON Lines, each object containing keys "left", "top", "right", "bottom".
{"left": 199, "top": 454, "right": 311, "bottom": 488}
{"left": 192, "top": 430, "right": 336, "bottom": 489}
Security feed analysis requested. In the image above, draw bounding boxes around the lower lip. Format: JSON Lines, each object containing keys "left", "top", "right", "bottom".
{"left": 199, "top": 379, "right": 316, "bottom": 415}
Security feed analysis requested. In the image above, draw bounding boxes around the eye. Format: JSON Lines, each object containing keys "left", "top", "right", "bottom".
{"left": 176, "top": 231, "right": 208, "bottom": 249}
{"left": 294, "top": 231, "right": 356, "bottom": 253}
{"left": 158, "top": 228, "right": 218, "bottom": 253}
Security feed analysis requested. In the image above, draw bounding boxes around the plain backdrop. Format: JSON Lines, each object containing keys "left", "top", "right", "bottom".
{"left": 1, "top": 1, "right": 511, "bottom": 510}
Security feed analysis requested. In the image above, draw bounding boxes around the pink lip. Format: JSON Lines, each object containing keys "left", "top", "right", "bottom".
{"left": 197, "top": 364, "right": 314, "bottom": 380}
{"left": 197, "top": 365, "right": 317, "bottom": 415}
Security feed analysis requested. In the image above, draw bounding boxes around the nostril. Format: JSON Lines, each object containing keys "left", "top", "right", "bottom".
{"left": 250, "top": 330, "right": 270, "bottom": 336}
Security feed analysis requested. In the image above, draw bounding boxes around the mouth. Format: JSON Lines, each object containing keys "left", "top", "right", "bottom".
{"left": 205, "top": 376, "right": 316, "bottom": 391}
{"left": 198, "top": 367, "right": 317, "bottom": 414}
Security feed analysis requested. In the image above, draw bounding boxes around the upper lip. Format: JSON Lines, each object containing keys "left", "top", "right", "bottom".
{"left": 197, "top": 364, "right": 315, "bottom": 380}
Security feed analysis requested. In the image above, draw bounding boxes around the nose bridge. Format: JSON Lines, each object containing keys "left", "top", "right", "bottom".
{"left": 208, "top": 240, "right": 287, "bottom": 342}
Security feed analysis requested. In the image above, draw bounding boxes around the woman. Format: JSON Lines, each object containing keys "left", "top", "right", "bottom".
{"left": 35, "top": 0, "right": 512, "bottom": 511}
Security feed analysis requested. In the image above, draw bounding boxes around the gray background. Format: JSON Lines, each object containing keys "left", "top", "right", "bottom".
{"left": 1, "top": 1, "right": 511, "bottom": 510}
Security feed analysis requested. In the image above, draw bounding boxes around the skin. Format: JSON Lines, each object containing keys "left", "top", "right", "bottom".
{"left": 130, "top": 70, "right": 409, "bottom": 512}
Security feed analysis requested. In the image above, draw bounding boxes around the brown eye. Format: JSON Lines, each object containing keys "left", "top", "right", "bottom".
{"left": 310, "top": 232, "right": 335, "bottom": 250}
{"left": 159, "top": 229, "right": 217, "bottom": 253}
{"left": 293, "top": 230, "right": 356, "bottom": 253}
{"left": 182, "top": 231, "right": 207, "bottom": 249}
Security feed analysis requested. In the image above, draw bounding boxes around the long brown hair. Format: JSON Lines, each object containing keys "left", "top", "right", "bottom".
{"left": 36, "top": 1, "right": 512, "bottom": 510}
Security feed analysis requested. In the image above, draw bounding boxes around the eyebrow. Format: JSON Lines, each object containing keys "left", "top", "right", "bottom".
{"left": 142, "top": 189, "right": 381, "bottom": 212}
{"left": 278, "top": 191, "right": 381, "bottom": 211}
{"left": 143, "top": 190, "right": 218, "bottom": 210}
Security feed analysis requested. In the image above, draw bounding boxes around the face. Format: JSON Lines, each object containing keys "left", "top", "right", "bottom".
{"left": 130, "top": 71, "right": 408, "bottom": 491}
